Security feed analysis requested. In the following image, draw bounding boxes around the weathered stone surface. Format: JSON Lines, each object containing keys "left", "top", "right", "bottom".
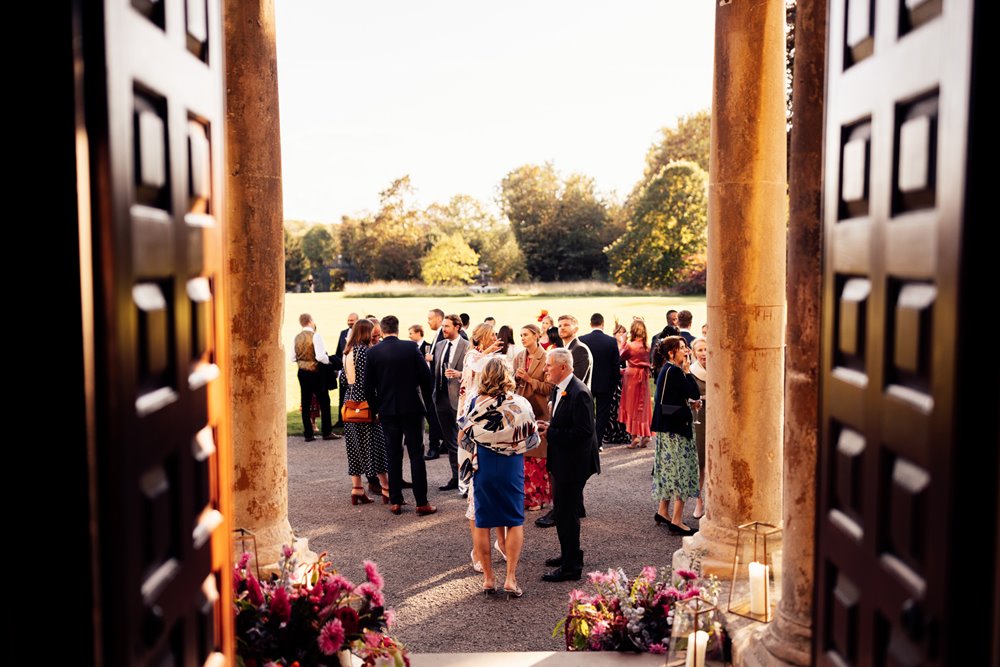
{"left": 224, "top": 0, "right": 292, "bottom": 566}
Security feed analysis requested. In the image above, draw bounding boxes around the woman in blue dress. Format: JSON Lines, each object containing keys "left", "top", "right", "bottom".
{"left": 458, "top": 358, "right": 539, "bottom": 598}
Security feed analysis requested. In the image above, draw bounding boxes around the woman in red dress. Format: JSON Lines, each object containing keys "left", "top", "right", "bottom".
{"left": 617, "top": 318, "right": 653, "bottom": 448}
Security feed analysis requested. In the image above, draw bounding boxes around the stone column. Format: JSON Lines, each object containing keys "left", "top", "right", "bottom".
{"left": 224, "top": 0, "right": 292, "bottom": 567}
{"left": 677, "top": 0, "right": 787, "bottom": 576}
{"left": 754, "top": 0, "right": 826, "bottom": 664}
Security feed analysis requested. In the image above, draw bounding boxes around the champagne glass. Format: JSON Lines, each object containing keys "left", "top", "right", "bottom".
{"left": 689, "top": 397, "right": 703, "bottom": 425}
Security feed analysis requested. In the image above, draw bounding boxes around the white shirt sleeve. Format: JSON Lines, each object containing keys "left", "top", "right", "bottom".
{"left": 312, "top": 331, "right": 330, "bottom": 365}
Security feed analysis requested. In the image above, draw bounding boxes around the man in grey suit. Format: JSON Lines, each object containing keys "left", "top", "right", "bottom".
{"left": 431, "top": 313, "right": 470, "bottom": 491}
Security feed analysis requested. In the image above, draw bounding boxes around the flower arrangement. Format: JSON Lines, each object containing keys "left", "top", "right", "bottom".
{"left": 234, "top": 547, "right": 409, "bottom": 667}
{"left": 554, "top": 560, "right": 729, "bottom": 658}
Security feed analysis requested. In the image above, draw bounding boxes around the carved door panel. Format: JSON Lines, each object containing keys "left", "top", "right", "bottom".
{"left": 80, "top": 0, "right": 231, "bottom": 664}
{"left": 816, "top": 0, "right": 986, "bottom": 665}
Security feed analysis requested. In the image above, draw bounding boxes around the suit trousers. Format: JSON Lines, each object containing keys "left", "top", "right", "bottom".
{"left": 426, "top": 406, "right": 443, "bottom": 453}
{"left": 380, "top": 414, "right": 429, "bottom": 505}
{"left": 593, "top": 391, "right": 612, "bottom": 446}
{"left": 553, "top": 472, "right": 585, "bottom": 570}
{"left": 435, "top": 393, "right": 459, "bottom": 481}
{"left": 297, "top": 369, "right": 331, "bottom": 438}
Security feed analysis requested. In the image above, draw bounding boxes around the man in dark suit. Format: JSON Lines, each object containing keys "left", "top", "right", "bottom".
{"left": 332, "top": 312, "right": 359, "bottom": 429}
{"left": 537, "top": 348, "right": 601, "bottom": 582}
{"left": 557, "top": 314, "right": 593, "bottom": 386}
{"left": 430, "top": 314, "right": 470, "bottom": 491}
{"left": 579, "top": 313, "right": 620, "bottom": 450}
{"left": 677, "top": 310, "right": 696, "bottom": 347}
{"left": 364, "top": 315, "right": 437, "bottom": 516}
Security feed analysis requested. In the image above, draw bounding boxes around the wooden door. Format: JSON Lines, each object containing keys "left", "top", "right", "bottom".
{"left": 77, "top": 0, "right": 232, "bottom": 664}
{"left": 815, "top": 0, "right": 992, "bottom": 665}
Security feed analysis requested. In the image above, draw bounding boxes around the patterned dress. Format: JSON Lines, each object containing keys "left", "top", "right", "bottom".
{"left": 342, "top": 345, "right": 388, "bottom": 476}
{"left": 603, "top": 372, "right": 632, "bottom": 444}
{"left": 619, "top": 341, "right": 652, "bottom": 437}
{"left": 650, "top": 362, "right": 701, "bottom": 502}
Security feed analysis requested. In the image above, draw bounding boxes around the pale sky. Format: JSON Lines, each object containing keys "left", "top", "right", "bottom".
{"left": 275, "top": 1, "right": 715, "bottom": 222}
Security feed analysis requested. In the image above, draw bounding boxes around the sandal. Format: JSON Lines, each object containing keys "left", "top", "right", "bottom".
{"left": 627, "top": 438, "right": 640, "bottom": 449}
{"left": 494, "top": 539, "right": 508, "bottom": 562}
{"left": 351, "top": 486, "right": 373, "bottom": 506}
{"left": 525, "top": 504, "right": 542, "bottom": 512}
{"left": 503, "top": 582, "right": 524, "bottom": 598}
{"left": 471, "top": 549, "right": 484, "bottom": 573}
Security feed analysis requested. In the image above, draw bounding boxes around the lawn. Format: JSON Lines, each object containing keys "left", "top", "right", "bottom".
{"left": 282, "top": 291, "right": 706, "bottom": 414}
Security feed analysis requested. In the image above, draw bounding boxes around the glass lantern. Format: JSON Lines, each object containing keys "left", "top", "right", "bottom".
{"left": 727, "top": 521, "right": 782, "bottom": 622}
{"left": 666, "top": 596, "right": 728, "bottom": 667}
{"left": 233, "top": 527, "right": 261, "bottom": 579}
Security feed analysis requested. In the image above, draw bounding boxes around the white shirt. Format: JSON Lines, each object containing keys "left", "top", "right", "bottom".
{"left": 550, "top": 372, "right": 574, "bottom": 417}
{"left": 288, "top": 326, "right": 330, "bottom": 365}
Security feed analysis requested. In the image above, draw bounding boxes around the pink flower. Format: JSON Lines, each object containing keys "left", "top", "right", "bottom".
{"left": 238, "top": 552, "right": 251, "bottom": 570}
{"left": 247, "top": 574, "right": 265, "bottom": 606}
{"left": 317, "top": 618, "right": 345, "bottom": 655}
{"left": 270, "top": 586, "right": 291, "bottom": 622}
{"left": 356, "top": 582, "right": 385, "bottom": 608}
{"left": 683, "top": 587, "right": 702, "bottom": 600}
{"left": 641, "top": 566, "right": 658, "bottom": 582}
{"left": 591, "top": 620, "right": 610, "bottom": 638}
{"left": 648, "top": 643, "right": 667, "bottom": 655}
{"left": 282, "top": 545, "right": 294, "bottom": 559}
{"left": 676, "top": 569, "right": 699, "bottom": 581}
{"left": 364, "top": 630, "right": 383, "bottom": 649}
{"left": 384, "top": 608, "right": 396, "bottom": 628}
{"left": 327, "top": 574, "right": 355, "bottom": 597}
{"left": 364, "top": 560, "right": 385, "bottom": 590}
{"left": 568, "top": 589, "right": 589, "bottom": 603}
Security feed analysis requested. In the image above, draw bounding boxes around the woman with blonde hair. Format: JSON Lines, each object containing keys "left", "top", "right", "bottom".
{"left": 513, "top": 324, "right": 554, "bottom": 511}
{"left": 617, "top": 318, "right": 653, "bottom": 448}
{"left": 458, "top": 357, "right": 539, "bottom": 597}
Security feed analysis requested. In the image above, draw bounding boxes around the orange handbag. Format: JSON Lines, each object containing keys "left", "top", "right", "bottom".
{"left": 341, "top": 400, "right": 372, "bottom": 423}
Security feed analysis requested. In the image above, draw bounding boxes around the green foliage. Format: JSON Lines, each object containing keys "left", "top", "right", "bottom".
{"left": 673, "top": 253, "right": 707, "bottom": 295}
{"left": 339, "top": 176, "right": 428, "bottom": 282}
{"left": 423, "top": 194, "right": 527, "bottom": 283}
{"left": 606, "top": 161, "right": 708, "bottom": 289}
{"left": 421, "top": 233, "right": 480, "bottom": 285}
{"left": 642, "top": 111, "right": 711, "bottom": 177}
{"left": 328, "top": 268, "right": 347, "bottom": 292}
{"left": 500, "top": 164, "right": 612, "bottom": 281}
{"left": 284, "top": 229, "right": 307, "bottom": 291}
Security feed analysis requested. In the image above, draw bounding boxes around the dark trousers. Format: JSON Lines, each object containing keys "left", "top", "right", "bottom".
{"left": 553, "top": 473, "right": 585, "bottom": 570}
{"left": 297, "top": 368, "right": 331, "bottom": 438}
{"left": 335, "top": 381, "right": 346, "bottom": 427}
{"left": 435, "top": 394, "right": 459, "bottom": 480}
{"left": 593, "top": 391, "right": 612, "bottom": 446}
{"left": 380, "top": 414, "right": 429, "bottom": 505}
{"left": 426, "top": 406, "right": 443, "bottom": 454}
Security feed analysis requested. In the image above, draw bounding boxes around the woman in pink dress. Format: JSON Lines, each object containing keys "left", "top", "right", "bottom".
{"left": 617, "top": 318, "right": 653, "bottom": 448}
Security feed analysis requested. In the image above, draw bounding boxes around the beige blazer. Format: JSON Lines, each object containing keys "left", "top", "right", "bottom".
{"left": 513, "top": 345, "right": 553, "bottom": 458}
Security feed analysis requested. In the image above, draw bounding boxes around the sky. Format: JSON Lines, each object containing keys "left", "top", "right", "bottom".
{"left": 275, "top": 1, "right": 714, "bottom": 223}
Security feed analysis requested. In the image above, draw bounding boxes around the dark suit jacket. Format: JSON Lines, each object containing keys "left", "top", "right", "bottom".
{"left": 566, "top": 338, "right": 593, "bottom": 387}
{"left": 579, "top": 330, "right": 620, "bottom": 394}
{"left": 364, "top": 336, "right": 433, "bottom": 419}
{"left": 649, "top": 362, "right": 701, "bottom": 438}
{"left": 545, "top": 375, "right": 601, "bottom": 484}
{"left": 332, "top": 327, "right": 349, "bottom": 371}
{"left": 679, "top": 330, "right": 695, "bottom": 347}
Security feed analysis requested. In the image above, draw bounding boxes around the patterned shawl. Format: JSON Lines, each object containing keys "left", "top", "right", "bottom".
{"left": 456, "top": 392, "right": 540, "bottom": 485}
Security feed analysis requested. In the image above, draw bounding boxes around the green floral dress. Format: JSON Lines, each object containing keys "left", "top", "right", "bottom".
{"left": 652, "top": 431, "right": 700, "bottom": 501}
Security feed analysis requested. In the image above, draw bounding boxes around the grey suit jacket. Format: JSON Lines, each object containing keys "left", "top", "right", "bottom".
{"left": 431, "top": 337, "right": 469, "bottom": 410}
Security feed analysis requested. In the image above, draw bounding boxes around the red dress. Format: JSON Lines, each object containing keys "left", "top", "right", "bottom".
{"left": 618, "top": 341, "right": 652, "bottom": 437}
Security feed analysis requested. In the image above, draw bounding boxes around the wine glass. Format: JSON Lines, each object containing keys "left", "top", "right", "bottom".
{"left": 689, "top": 397, "right": 703, "bottom": 425}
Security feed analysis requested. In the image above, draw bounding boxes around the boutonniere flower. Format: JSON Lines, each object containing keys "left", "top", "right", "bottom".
{"left": 560, "top": 390, "right": 567, "bottom": 397}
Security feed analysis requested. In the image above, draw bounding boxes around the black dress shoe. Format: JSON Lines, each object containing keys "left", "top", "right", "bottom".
{"left": 667, "top": 522, "right": 697, "bottom": 536}
{"left": 401, "top": 479, "right": 413, "bottom": 489}
{"left": 542, "top": 567, "right": 582, "bottom": 582}
{"left": 439, "top": 479, "right": 459, "bottom": 491}
{"left": 534, "top": 511, "right": 556, "bottom": 528}
{"left": 424, "top": 450, "right": 440, "bottom": 460}
{"left": 654, "top": 513, "right": 670, "bottom": 525}
{"left": 304, "top": 436, "right": 316, "bottom": 442}
{"left": 545, "top": 550, "right": 582, "bottom": 567}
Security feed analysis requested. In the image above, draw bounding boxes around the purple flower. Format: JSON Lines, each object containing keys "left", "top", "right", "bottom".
{"left": 270, "top": 586, "right": 291, "bottom": 622}
{"left": 247, "top": 574, "right": 265, "bottom": 606}
{"left": 317, "top": 618, "right": 345, "bottom": 655}
{"left": 363, "top": 560, "right": 385, "bottom": 590}
{"left": 282, "top": 545, "right": 294, "bottom": 559}
{"left": 676, "top": 569, "right": 699, "bottom": 581}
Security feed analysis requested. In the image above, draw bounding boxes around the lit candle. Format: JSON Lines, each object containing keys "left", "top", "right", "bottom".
{"left": 684, "top": 630, "right": 709, "bottom": 667}
{"left": 749, "top": 561, "right": 770, "bottom": 616}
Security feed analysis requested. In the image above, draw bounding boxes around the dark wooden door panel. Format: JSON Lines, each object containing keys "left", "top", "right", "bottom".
{"left": 816, "top": 0, "right": 977, "bottom": 665}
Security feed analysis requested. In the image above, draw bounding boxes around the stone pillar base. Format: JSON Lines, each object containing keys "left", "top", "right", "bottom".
{"left": 672, "top": 524, "right": 741, "bottom": 577}
{"left": 232, "top": 515, "right": 293, "bottom": 574}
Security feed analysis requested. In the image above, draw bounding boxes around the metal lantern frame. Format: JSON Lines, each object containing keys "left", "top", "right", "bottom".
{"left": 727, "top": 520, "right": 782, "bottom": 623}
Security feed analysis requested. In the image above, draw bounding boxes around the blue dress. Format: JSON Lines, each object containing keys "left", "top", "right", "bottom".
{"left": 473, "top": 445, "right": 525, "bottom": 528}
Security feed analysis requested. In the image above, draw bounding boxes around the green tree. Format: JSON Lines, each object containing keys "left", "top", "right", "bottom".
{"left": 642, "top": 111, "right": 711, "bottom": 178}
{"left": 500, "top": 164, "right": 612, "bottom": 281}
{"left": 606, "top": 161, "right": 708, "bottom": 289}
{"left": 421, "top": 233, "right": 480, "bottom": 285}
{"left": 299, "top": 225, "right": 337, "bottom": 291}
{"left": 284, "top": 229, "right": 306, "bottom": 291}
{"left": 423, "top": 195, "right": 527, "bottom": 283}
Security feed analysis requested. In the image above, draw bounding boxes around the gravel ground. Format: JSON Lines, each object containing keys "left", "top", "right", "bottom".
{"left": 288, "top": 433, "right": 699, "bottom": 653}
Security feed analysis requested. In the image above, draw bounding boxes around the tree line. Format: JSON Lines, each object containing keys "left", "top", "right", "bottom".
{"left": 285, "top": 110, "right": 709, "bottom": 293}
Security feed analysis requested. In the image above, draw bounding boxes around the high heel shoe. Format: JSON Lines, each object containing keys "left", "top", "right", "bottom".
{"left": 667, "top": 521, "right": 697, "bottom": 536}
{"left": 503, "top": 583, "right": 524, "bottom": 598}
{"left": 654, "top": 512, "right": 671, "bottom": 525}
{"left": 639, "top": 437, "right": 649, "bottom": 448}
{"left": 627, "top": 438, "right": 640, "bottom": 449}
{"left": 351, "top": 486, "right": 373, "bottom": 505}
{"left": 382, "top": 489, "right": 390, "bottom": 504}
{"left": 494, "top": 539, "right": 508, "bottom": 562}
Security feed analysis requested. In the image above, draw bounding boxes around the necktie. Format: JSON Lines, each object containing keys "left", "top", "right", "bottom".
{"left": 440, "top": 342, "right": 452, "bottom": 391}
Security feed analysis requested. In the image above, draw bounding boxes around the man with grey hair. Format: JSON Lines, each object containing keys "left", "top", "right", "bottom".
{"left": 537, "top": 347, "right": 600, "bottom": 581}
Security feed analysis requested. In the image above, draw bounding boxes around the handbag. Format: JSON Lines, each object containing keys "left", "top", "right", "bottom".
{"left": 341, "top": 400, "right": 372, "bottom": 423}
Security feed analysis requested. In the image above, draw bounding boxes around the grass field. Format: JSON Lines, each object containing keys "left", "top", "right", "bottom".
{"left": 283, "top": 291, "right": 707, "bottom": 413}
